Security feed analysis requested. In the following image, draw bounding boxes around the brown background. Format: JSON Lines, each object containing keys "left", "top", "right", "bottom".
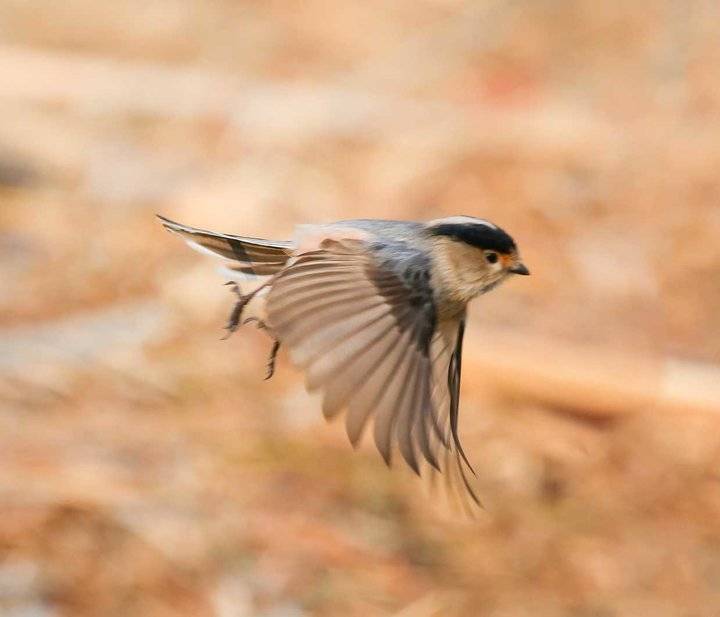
{"left": 1, "top": 1, "right": 720, "bottom": 615}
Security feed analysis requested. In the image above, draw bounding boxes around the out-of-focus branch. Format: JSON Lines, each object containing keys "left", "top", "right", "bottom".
{"left": 468, "top": 331, "right": 720, "bottom": 417}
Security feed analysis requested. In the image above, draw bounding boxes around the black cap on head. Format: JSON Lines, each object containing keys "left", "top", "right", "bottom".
{"left": 429, "top": 222, "right": 517, "bottom": 254}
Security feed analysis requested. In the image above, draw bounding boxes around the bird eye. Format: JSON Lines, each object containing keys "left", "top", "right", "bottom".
{"left": 484, "top": 251, "right": 499, "bottom": 264}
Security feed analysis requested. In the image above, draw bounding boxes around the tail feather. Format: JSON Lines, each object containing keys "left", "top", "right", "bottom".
{"left": 158, "top": 215, "right": 293, "bottom": 276}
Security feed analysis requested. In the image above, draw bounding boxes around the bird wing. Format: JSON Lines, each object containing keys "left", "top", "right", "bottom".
{"left": 158, "top": 215, "right": 294, "bottom": 276}
{"left": 266, "top": 237, "right": 479, "bottom": 504}
{"left": 430, "top": 316, "right": 483, "bottom": 510}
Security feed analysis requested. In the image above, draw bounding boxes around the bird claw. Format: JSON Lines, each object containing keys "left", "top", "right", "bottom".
{"left": 221, "top": 282, "right": 279, "bottom": 379}
{"left": 223, "top": 297, "right": 250, "bottom": 338}
{"left": 243, "top": 317, "right": 269, "bottom": 332}
{"left": 265, "top": 340, "right": 281, "bottom": 380}
{"left": 222, "top": 282, "right": 268, "bottom": 338}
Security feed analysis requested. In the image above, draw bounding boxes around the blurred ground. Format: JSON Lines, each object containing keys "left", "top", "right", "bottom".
{"left": 1, "top": 1, "right": 720, "bottom": 616}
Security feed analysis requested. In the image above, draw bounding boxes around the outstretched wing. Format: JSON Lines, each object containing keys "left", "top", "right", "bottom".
{"left": 267, "top": 237, "right": 478, "bottom": 504}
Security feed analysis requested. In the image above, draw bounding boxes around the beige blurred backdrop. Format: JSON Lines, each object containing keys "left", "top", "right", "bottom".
{"left": 1, "top": 1, "right": 720, "bottom": 616}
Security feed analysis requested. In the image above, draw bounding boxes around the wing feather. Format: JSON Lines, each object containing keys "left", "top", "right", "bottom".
{"left": 345, "top": 329, "right": 411, "bottom": 446}
{"left": 394, "top": 351, "right": 422, "bottom": 474}
{"left": 266, "top": 237, "right": 478, "bottom": 505}
{"left": 318, "top": 321, "right": 401, "bottom": 417}
{"left": 414, "top": 357, "right": 441, "bottom": 470}
{"left": 306, "top": 315, "right": 397, "bottom": 390}
{"left": 288, "top": 303, "right": 389, "bottom": 365}
{"left": 271, "top": 285, "right": 394, "bottom": 327}
{"left": 371, "top": 345, "right": 417, "bottom": 465}
{"left": 275, "top": 292, "right": 387, "bottom": 336}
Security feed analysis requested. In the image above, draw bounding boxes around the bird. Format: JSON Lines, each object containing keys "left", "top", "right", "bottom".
{"left": 158, "top": 214, "right": 529, "bottom": 508}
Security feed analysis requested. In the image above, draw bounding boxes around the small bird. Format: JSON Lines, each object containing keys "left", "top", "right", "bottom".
{"left": 159, "top": 214, "right": 529, "bottom": 507}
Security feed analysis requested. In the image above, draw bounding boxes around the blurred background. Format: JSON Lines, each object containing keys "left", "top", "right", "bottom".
{"left": 1, "top": 1, "right": 720, "bottom": 615}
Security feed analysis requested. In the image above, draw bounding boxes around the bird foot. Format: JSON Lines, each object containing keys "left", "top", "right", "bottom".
{"left": 222, "top": 282, "right": 268, "bottom": 339}
{"left": 265, "top": 339, "right": 281, "bottom": 380}
{"left": 221, "top": 282, "right": 279, "bottom": 379}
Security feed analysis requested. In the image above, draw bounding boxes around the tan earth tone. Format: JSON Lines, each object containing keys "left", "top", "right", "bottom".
{"left": 1, "top": 2, "right": 720, "bottom": 616}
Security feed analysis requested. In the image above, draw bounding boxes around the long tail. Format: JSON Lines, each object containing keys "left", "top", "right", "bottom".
{"left": 157, "top": 215, "right": 294, "bottom": 276}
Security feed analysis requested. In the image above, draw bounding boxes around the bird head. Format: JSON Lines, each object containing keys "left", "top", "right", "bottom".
{"left": 426, "top": 216, "right": 529, "bottom": 303}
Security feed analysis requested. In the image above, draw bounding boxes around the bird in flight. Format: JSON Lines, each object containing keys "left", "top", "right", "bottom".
{"left": 159, "top": 214, "right": 529, "bottom": 509}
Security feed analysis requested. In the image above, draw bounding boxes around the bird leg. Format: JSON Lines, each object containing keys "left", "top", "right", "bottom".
{"left": 265, "top": 339, "right": 281, "bottom": 380}
{"left": 222, "top": 283, "right": 281, "bottom": 379}
{"left": 242, "top": 317, "right": 280, "bottom": 379}
{"left": 222, "top": 281, "right": 269, "bottom": 339}
{"left": 240, "top": 317, "right": 281, "bottom": 379}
